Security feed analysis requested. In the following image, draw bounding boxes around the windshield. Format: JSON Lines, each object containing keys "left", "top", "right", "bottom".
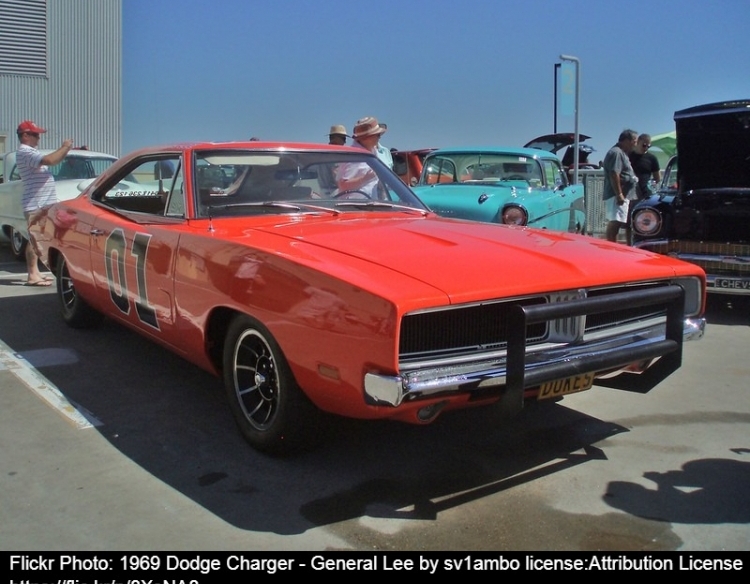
{"left": 418, "top": 152, "right": 544, "bottom": 187}
{"left": 49, "top": 156, "right": 117, "bottom": 181}
{"left": 194, "top": 150, "right": 428, "bottom": 217}
{"left": 660, "top": 157, "right": 678, "bottom": 192}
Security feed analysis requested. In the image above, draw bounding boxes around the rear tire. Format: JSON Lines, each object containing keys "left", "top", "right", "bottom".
{"left": 57, "top": 254, "right": 104, "bottom": 328}
{"left": 223, "top": 314, "right": 321, "bottom": 455}
{"left": 9, "top": 227, "right": 27, "bottom": 262}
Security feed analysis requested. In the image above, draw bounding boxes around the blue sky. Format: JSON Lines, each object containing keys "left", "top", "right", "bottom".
{"left": 123, "top": 0, "right": 750, "bottom": 160}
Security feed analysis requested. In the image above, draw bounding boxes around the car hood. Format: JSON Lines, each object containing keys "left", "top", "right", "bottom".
{"left": 675, "top": 101, "right": 750, "bottom": 192}
{"left": 524, "top": 133, "right": 592, "bottom": 154}
{"left": 251, "top": 215, "right": 695, "bottom": 305}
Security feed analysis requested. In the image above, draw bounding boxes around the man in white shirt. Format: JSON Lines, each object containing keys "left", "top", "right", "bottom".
{"left": 15, "top": 120, "right": 74, "bottom": 286}
{"left": 336, "top": 117, "right": 387, "bottom": 198}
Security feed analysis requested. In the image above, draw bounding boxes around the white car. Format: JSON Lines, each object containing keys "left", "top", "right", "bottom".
{"left": 0, "top": 148, "right": 117, "bottom": 259}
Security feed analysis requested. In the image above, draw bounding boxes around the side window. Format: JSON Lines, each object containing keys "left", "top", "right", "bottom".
{"left": 423, "top": 158, "right": 456, "bottom": 184}
{"left": 543, "top": 160, "right": 567, "bottom": 188}
{"left": 527, "top": 162, "right": 544, "bottom": 187}
{"left": 164, "top": 162, "right": 185, "bottom": 217}
{"left": 663, "top": 158, "right": 678, "bottom": 190}
{"left": 51, "top": 157, "right": 89, "bottom": 180}
{"left": 99, "top": 157, "right": 180, "bottom": 215}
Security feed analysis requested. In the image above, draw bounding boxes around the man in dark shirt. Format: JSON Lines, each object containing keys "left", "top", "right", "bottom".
{"left": 629, "top": 134, "right": 661, "bottom": 199}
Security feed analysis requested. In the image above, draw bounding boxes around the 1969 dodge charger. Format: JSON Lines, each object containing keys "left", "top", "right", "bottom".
{"left": 30, "top": 142, "right": 706, "bottom": 454}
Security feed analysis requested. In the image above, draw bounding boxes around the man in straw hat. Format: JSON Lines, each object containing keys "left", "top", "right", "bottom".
{"left": 335, "top": 116, "right": 387, "bottom": 197}
{"left": 328, "top": 125, "right": 348, "bottom": 146}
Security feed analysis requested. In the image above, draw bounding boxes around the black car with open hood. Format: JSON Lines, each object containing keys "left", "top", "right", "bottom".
{"left": 632, "top": 99, "right": 750, "bottom": 294}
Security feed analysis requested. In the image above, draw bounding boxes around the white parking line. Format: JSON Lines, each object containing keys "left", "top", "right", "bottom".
{"left": 0, "top": 338, "right": 98, "bottom": 429}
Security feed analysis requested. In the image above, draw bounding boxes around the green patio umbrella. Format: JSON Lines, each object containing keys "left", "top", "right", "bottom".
{"left": 648, "top": 131, "right": 676, "bottom": 168}
{"left": 650, "top": 131, "right": 676, "bottom": 156}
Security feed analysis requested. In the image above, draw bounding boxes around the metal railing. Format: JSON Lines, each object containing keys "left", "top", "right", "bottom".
{"left": 579, "top": 169, "right": 606, "bottom": 237}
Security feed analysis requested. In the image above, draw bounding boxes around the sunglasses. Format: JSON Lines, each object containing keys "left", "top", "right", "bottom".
{"left": 641, "top": 143, "right": 651, "bottom": 149}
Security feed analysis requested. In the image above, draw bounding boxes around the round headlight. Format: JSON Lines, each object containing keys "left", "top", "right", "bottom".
{"left": 501, "top": 206, "right": 528, "bottom": 226}
{"left": 632, "top": 208, "right": 662, "bottom": 236}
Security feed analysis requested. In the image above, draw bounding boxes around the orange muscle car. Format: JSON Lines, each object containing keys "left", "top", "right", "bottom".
{"left": 30, "top": 142, "right": 706, "bottom": 454}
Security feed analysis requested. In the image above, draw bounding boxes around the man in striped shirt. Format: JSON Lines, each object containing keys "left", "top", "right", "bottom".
{"left": 15, "top": 120, "right": 74, "bottom": 286}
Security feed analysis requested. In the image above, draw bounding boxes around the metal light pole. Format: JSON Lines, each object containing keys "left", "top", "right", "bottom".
{"left": 553, "top": 63, "right": 560, "bottom": 133}
{"left": 559, "top": 55, "right": 580, "bottom": 184}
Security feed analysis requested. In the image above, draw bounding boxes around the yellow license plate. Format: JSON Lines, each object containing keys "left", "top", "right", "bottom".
{"left": 538, "top": 372, "right": 595, "bottom": 400}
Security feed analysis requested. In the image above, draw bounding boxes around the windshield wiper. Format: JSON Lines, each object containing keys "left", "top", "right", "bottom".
{"left": 334, "top": 201, "right": 428, "bottom": 215}
{"left": 206, "top": 200, "right": 340, "bottom": 215}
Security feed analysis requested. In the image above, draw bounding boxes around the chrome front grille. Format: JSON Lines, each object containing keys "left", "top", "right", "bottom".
{"left": 584, "top": 284, "right": 667, "bottom": 333}
{"left": 399, "top": 297, "right": 546, "bottom": 362}
{"left": 399, "top": 283, "right": 672, "bottom": 365}
{"left": 642, "top": 241, "right": 750, "bottom": 275}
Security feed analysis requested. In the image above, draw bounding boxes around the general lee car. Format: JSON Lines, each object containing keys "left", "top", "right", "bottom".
{"left": 632, "top": 99, "right": 750, "bottom": 294}
{"left": 30, "top": 142, "right": 706, "bottom": 454}
{"left": 411, "top": 146, "right": 586, "bottom": 233}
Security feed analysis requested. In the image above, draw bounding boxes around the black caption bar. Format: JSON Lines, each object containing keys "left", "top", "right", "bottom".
{"left": 4, "top": 551, "right": 748, "bottom": 577}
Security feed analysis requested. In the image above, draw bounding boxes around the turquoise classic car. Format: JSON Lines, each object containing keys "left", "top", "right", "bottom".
{"left": 411, "top": 147, "right": 586, "bottom": 233}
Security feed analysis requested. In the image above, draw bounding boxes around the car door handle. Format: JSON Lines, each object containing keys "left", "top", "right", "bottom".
{"left": 90, "top": 229, "right": 104, "bottom": 236}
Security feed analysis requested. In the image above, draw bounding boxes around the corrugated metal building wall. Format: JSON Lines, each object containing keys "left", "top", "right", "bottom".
{"left": 0, "top": 0, "right": 121, "bottom": 158}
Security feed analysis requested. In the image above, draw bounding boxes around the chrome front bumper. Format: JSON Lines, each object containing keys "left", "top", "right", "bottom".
{"left": 364, "top": 285, "right": 705, "bottom": 407}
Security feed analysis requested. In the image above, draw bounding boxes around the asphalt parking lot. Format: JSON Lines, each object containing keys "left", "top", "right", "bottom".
{"left": 0, "top": 241, "right": 748, "bottom": 551}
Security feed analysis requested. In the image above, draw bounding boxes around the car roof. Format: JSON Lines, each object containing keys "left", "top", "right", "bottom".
{"left": 126, "top": 141, "right": 362, "bottom": 153}
{"left": 117, "top": 141, "right": 371, "bottom": 163}
{"left": 6, "top": 148, "right": 115, "bottom": 160}
{"left": 427, "top": 146, "right": 559, "bottom": 160}
{"left": 392, "top": 148, "right": 437, "bottom": 154}
{"left": 49, "top": 149, "right": 116, "bottom": 158}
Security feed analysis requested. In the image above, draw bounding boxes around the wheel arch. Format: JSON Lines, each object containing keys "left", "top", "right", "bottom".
{"left": 204, "top": 306, "right": 238, "bottom": 374}
{"left": 47, "top": 247, "right": 62, "bottom": 277}
{"left": 205, "top": 306, "right": 295, "bottom": 378}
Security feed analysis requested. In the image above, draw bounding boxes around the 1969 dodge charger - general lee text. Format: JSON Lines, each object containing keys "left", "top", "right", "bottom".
{"left": 30, "top": 142, "right": 706, "bottom": 454}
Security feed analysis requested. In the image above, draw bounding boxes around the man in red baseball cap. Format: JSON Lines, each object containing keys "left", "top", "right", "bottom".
{"left": 15, "top": 120, "right": 74, "bottom": 286}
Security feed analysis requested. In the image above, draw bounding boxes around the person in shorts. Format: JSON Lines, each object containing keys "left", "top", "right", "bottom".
{"left": 15, "top": 120, "right": 74, "bottom": 286}
{"left": 602, "top": 129, "right": 638, "bottom": 244}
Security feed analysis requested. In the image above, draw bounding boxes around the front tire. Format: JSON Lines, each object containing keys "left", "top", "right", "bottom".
{"left": 57, "top": 254, "right": 104, "bottom": 328}
{"left": 223, "top": 315, "right": 321, "bottom": 455}
{"left": 9, "top": 227, "right": 27, "bottom": 262}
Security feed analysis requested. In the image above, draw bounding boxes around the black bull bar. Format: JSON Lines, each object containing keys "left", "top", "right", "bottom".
{"left": 506, "top": 284, "right": 686, "bottom": 404}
